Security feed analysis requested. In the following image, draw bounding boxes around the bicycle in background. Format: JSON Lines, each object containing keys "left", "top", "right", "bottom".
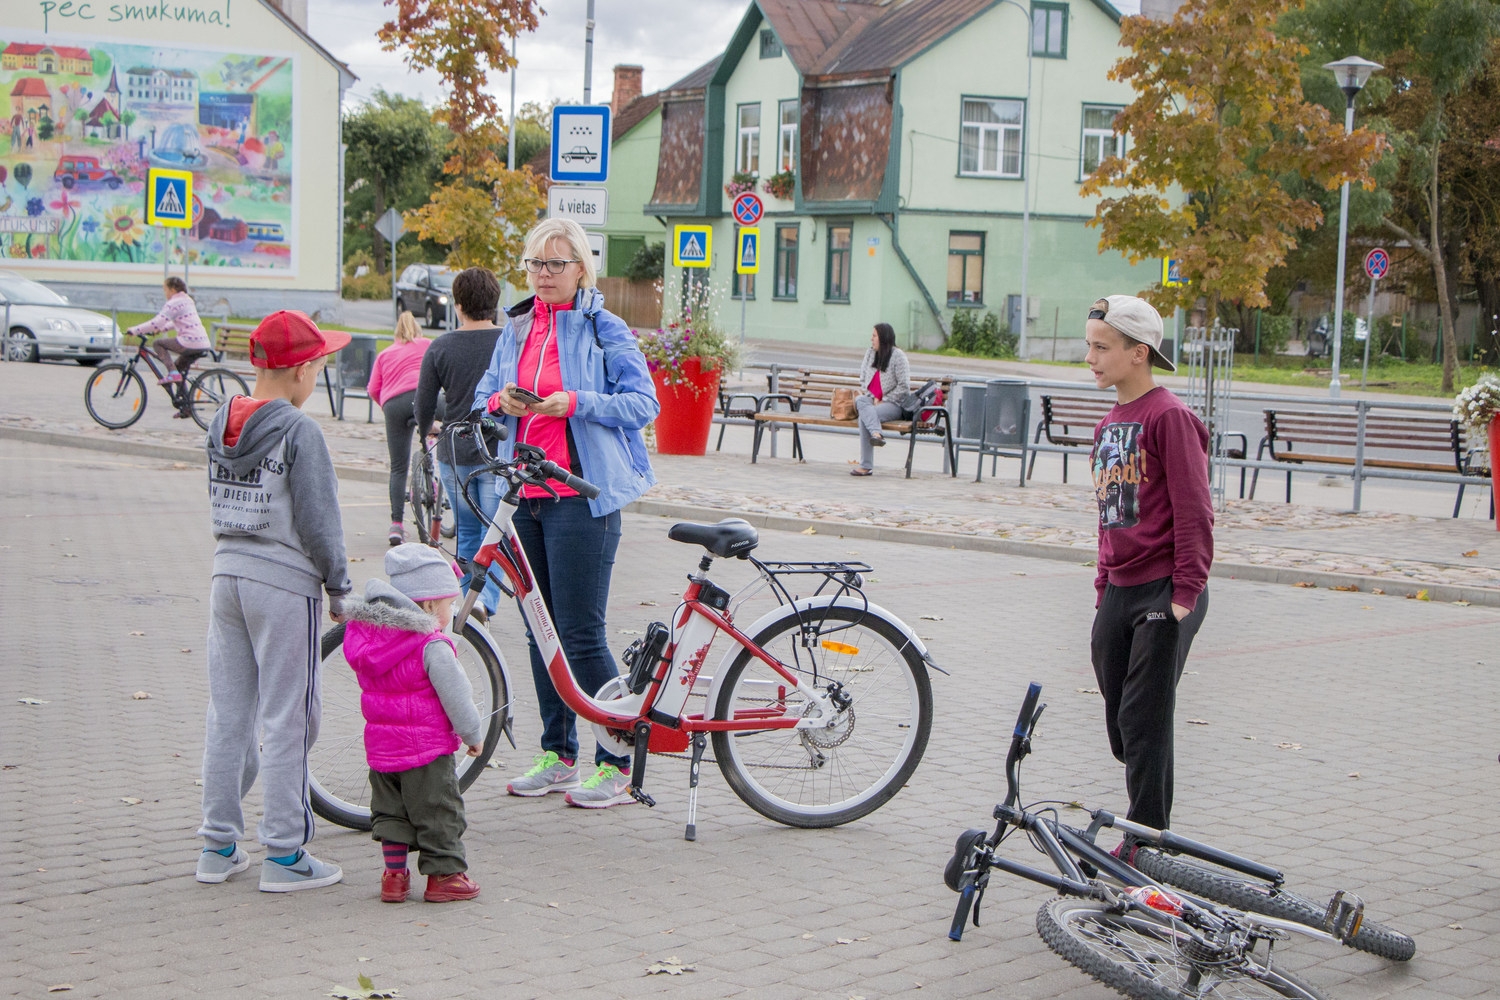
{"left": 83, "top": 332, "right": 247, "bottom": 432}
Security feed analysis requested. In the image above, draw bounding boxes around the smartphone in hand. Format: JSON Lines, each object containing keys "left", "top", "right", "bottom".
{"left": 508, "top": 386, "right": 545, "bottom": 405}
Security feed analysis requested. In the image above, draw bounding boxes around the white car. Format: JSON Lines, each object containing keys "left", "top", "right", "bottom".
{"left": 1, "top": 270, "right": 121, "bottom": 366}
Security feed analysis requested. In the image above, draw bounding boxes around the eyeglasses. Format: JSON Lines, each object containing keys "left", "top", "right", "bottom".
{"left": 523, "top": 258, "right": 580, "bottom": 275}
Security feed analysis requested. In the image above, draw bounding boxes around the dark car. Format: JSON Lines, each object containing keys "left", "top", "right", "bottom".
{"left": 395, "top": 264, "right": 456, "bottom": 328}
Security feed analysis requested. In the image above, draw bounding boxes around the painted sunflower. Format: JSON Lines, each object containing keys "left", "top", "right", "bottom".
{"left": 103, "top": 205, "right": 145, "bottom": 247}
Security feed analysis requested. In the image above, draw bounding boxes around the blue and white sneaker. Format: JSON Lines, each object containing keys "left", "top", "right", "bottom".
{"left": 258, "top": 851, "right": 343, "bottom": 892}
{"left": 195, "top": 846, "right": 250, "bottom": 884}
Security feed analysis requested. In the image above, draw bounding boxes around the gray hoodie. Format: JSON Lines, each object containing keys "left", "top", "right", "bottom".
{"left": 206, "top": 398, "right": 351, "bottom": 601}
{"left": 342, "top": 579, "right": 484, "bottom": 748}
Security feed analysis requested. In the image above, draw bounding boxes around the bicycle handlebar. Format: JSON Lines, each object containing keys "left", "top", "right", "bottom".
{"left": 1002, "top": 683, "right": 1045, "bottom": 810}
{"left": 1013, "top": 682, "right": 1042, "bottom": 740}
{"left": 536, "top": 457, "right": 601, "bottom": 500}
{"left": 458, "top": 412, "right": 602, "bottom": 501}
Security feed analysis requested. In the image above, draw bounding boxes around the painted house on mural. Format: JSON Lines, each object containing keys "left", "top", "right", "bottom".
{"left": 625, "top": 0, "right": 1148, "bottom": 357}
{"left": 0, "top": 0, "right": 353, "bottom": 317}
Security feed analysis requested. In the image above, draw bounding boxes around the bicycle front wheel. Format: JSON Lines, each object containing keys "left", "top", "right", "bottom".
{"left": 1133, "top": 849, "right": 1415, "bottom": 962}
{"left": 310, "top": 619, "right": 508, "bottom": 831}
{"left": 1037, "top": 897, "right": 1328, "bottom": 1000}
{"left": 711, "top": 604, "right": 932, "bottom": 828}
{"left": 83, "top": 363, "right": 147, "bottom": 429}
{"left": 188, "top": 368, "right": 249, "bottom": 430}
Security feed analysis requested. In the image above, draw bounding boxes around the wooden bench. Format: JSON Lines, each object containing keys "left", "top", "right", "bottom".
{"left": 715, "top": 372, "right": 763, "bottom": 452}
{"left": 751, "top": 369, "right": 957, "bottom": 478}
{"left": 211, "top": 319, "right": 355, "bottom": 418}
{"left": 1251, "top": 409, "right": 1478, "bottom": 516}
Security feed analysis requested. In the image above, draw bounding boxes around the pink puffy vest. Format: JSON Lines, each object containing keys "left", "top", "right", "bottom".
{"left": 344, "top": 622, "right": 461, "bottom": 773}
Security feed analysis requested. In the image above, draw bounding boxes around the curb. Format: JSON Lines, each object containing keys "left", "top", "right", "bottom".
{"left": 6, "top": 425, "right": 1496, "bottom": 608}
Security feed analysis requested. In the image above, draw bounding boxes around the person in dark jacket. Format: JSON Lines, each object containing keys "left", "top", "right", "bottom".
{"left": 414, "top": 268, "right": 505, "bottom": 618}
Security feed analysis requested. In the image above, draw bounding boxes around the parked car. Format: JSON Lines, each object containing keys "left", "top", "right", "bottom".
{"left": 0, "top": 271, "right": 121, "bottom": 365}
{"left": 54, "top": 155, "right": 123, "bottom": 190}
{"left": 394, "top": 264, "right": 456, "bottom": 328}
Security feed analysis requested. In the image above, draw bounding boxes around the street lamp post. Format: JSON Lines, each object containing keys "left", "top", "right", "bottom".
{"left": 995, "top": 0, "right": 1034, "bottom": 358}
{"left": 1322, "top": 55, "right": 1382, "bottom": 398}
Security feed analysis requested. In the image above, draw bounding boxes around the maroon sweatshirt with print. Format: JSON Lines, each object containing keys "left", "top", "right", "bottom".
{"left": 1091, "top": 386, "right": 1214, "bottom": 611}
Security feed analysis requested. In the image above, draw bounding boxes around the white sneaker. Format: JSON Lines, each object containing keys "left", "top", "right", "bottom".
{"left": 564, "top": 763, "right": 635, "bottom": 809}
{"left": 507, "top": 750, "right": 580, "bottom": 796}
{"left": 195, "top": 845, "right": 250, "bottom": 884}
{"left": 258, "top": 851, "right": 343, "bottom": 892}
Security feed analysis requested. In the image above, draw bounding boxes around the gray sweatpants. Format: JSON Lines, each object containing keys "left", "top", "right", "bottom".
{"left": 198, "top": 575, "right": 323, "bottom": 854}
{"left": 856, "top": 396, "right": 905, "bottom": 470}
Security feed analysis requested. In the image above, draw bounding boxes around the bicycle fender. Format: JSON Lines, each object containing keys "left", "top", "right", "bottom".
{"left": 704, "top": 595, "right": 940, "bottom": 714}
{"left": 457, "top": 618, "right": 517, "bottom": 748}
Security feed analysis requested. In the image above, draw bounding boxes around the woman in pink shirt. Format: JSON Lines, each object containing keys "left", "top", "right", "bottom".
{"left": 369, "top": 311, "right": 432, "bottom": 545}
{"left": 128, "top": 276, "right": 209, "bottom": 386}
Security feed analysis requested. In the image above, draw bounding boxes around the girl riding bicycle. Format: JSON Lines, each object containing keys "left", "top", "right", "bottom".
{"left": 128, "top": 277, "right": 209, "bottom": 397}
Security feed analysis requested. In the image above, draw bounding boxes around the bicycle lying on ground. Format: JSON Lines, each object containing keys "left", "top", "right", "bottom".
{"left": 314, "top": 412, "right": 933, "bottom": 840}
{"left": 83, "top": 332, "right": 248, "bottom": 432}
{"left": 943, "top": 683, "right": 1414, "bottom": 1000}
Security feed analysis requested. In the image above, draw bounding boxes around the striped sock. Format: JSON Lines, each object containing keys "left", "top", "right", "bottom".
{"left": 383, "top": 842, "right": 409, "bottom": 871}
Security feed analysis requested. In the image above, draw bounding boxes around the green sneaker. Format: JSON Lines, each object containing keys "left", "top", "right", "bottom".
{"left": 564, "top": 763, "right": 634, "bottom": 809}
{"left": 507, "top": 750, "right": 580, "bottom": 797}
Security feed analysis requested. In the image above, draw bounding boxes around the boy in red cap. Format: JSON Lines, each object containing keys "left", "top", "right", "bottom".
{"left": 196, "top": 310, "right": 355, "bottom": 892}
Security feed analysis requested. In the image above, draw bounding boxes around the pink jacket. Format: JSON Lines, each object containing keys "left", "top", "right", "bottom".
{"left": 131, "top": 293, "right": 209, "bottom": 349}
{"left": 367, "top": 338, "right": 430, "bottom": 408}
{"left": 344, "top": 620, "right": 461, "bottom": 773}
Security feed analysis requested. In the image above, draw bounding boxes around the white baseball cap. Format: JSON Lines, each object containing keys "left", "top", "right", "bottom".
{"left": 1090, "top": 295, "right": 1174, "bottom": 372}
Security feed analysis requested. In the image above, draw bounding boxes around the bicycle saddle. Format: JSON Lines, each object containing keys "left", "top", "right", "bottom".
{"left": 668, "top": 518, "right": 759, "bottom": 558}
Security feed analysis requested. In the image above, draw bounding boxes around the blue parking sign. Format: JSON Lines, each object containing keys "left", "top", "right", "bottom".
{"left": 146, "top": 168, "right": 193, "bottom": 228}
{"left": 550, "top": 105, "right": 612, "bottom": 184}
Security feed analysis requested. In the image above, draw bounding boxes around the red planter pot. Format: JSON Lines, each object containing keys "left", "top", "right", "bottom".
{"left": 651, "top": 357, "right": 721, "bottom": 456}
{"left": 1490, "top": 420, "right": 1500, "bottom": 530}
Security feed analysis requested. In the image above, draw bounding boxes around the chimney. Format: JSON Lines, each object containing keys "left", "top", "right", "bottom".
{"left": 611, "top": 65, "right": 643, "bottom": 111}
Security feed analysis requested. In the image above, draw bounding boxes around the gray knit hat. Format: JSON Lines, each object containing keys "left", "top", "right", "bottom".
{"left": 386, "top": 543, "right": 461, "bottom": 602}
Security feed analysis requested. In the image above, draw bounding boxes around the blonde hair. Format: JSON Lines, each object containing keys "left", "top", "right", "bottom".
{"left": 393, "top": 311, "right": 422, "bottom": 343}
{"left": 521, "top": 218, "right": 597, "bottom": 291}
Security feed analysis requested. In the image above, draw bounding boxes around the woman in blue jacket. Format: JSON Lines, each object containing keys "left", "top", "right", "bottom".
{"left": 473, "top": 218, "right": 659, "bottom": 809}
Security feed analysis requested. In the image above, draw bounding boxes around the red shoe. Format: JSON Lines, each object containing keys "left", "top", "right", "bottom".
{"left": 380, "top": 868, "right": 410, "bottom": 903}
{"left": 424, "top": 872, "right": 480, "bottom": 902}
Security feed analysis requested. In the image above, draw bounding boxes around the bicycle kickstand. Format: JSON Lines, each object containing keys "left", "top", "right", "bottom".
{"left": 629, "top": 721, "right": 656, "bottom": 808}
{"left": 684, "top": 732, "right": 707, "bottom": 842}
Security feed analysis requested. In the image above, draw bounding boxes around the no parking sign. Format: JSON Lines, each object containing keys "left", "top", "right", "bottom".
{"left": 1363, "top": 248, "right": 1390, "bottom": 281}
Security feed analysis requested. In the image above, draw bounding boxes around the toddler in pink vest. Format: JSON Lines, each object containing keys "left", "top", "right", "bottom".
{"left": 343, "top": 544, "right": 484, "bottom": 903}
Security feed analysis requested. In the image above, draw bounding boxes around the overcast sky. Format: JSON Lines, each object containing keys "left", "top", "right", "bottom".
{"left": 307, "top": 0, "right": 1142, "bottom": 113}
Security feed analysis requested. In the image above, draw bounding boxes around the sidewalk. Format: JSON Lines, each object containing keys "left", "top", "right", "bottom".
{"left": 4, "top": 359, "right": 1497, "bottom": 603}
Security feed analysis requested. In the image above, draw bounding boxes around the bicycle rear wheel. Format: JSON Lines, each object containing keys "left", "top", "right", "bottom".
{"left": 310, "top": 619, "right": 508, "bottom": 831}
{"left": 83, "top": 363, "right": 147, "bottom": 429}
{"left": 1133, "top": 849, "right": 1415, "bottom": 962}
{"left": 710, "top": 604, "right": 931, "bottom": 828}
{"left": 1037, "top": 897, "right": 1328, "bottom": 1000}
{"left": 408, "top": 447, "right": 443, "bottom": 546}
{"left": 188, "top": 367, "right": 249, "bottom": 430}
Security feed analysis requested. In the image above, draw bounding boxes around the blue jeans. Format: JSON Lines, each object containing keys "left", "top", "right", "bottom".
{"left": 439, "top": 461, "right": 501, "bottom": 615}
{"left": 512, "top": 496, "right": 628, "bottom": 769}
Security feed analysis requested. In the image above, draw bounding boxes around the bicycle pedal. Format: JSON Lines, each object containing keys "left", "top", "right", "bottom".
{"left": 1322, "top": 890, "right": 1365, "bottom": 941}
{"left": 629, "top": 786, "right": 656, "bottom": 808}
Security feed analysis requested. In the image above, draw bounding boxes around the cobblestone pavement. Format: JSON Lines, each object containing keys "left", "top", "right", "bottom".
{"left": 3, "top": 436, "right": 1499, "bottom": 999}
{"left": 4, "top": 361, "right": 1499, "bottom": 604}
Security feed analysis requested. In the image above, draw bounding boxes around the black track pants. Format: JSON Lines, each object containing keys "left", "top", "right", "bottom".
{"left": 1090, "top": 576, "right": 1208, "bottom": 831}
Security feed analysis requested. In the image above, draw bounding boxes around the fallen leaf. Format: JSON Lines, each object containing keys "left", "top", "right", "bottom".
{"left": 193, "top": 779, "right": 203, "bottom": 786}
{"left": 1415, "top": 589, "right": 1430, "bottom": 601}
{"left": 801, "top": 933, "right": 815, "bottom": 939}
{"left": 18, "top": 698, "right": 49, "bottom": 706}
{"left": 639, "top": 600, "right": 658, "bottom": 607}
{"left": 1293, "top": 581, "right": 1317, "bottom": 589}
{"left": 1244, "top": 736, "right": 1256, "bottom": 741}
{"left": 1330, "top": 584, "right": 1359, "bottom": 592}
{"left": 349, "top": 557, "right": 365, "bottom": 563}
{"left": 358, "top": 957, "right": 370, "bottom": 963}
{"left": 1462, "top": 550, "right": 1478, "bottom": 558}
{"left": 801, "top": 527, "right": 817, "bottom": 535}
{"left": 1348, "top": 772, "right": 1361, "bottom": 779}
{"left": 1011, "top": 571, "right": 1027, "bottom": 576}
{"left": 1076, "top": 687, "right": 1100, "bottom": 694}
{"left": 1080, "top": 560, "right": 1097, "bottom": 567}
{"left": 62, "top": 553, "right": 78, "bottom": 558}
{"left": 120, "top": 797, "right": 143, "bottom": 805}
{"left": 47, "top": 986, "right": 72, "bottom": 993}
{"left": 180, "top": 648, "right": 192, "bottom": 653}
{"left": 128, "top": 631, "right": 145, "bottom": 637}
{"left": 1185, "top": 718, "right": 1210, "bottom": 726}
{"left": 1361, "top": 605, "right": 1373, "bottom": 610}
{"left": 918, "top": 615, "right": 944, "bottom": 621}
{"left": 644, "top": 957, "right": 695, "bottom": 976}
{"left": 1449, "top": 922, "right": 1463, "bottom": 930}
{"left": 355, "top": 532, "right": 366, "bottom": 537}
{"left": 131, "top": 691, "right": 151, "bottom": 700}
{"left": 1371, "top": 588, "right": 1385, "bottom": 595}
{"left": 836, "top": 937, "right": 854, "bottom": 945}
{"left": 1274, "top": 742, "right": 1303, "bottom": 751}
{"left": 618, "top": 629, "right": 641, "bottom": 636}
{"left": 1453, "top": 600, "right": 1472, "bottom": 607}
{"left": 547, "top": 901, "right": 559, "bottom": 908}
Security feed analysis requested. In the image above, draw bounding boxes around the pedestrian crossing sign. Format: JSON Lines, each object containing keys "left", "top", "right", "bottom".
{"left": 1161, "top": 257, "right": 1184, "bottom": 288}
{"left": 146, "top": 168, "right": 193, "bottom": 228}
{"left": 736, "top": 227, "right": 760, "bottom": 275}
{"left": 673, "top": 225, "right": 712, "bottom": 269}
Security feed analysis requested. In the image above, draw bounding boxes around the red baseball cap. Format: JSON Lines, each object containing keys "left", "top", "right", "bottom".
{"left": 249, "top": 310, "right": 352, "bottom": 369}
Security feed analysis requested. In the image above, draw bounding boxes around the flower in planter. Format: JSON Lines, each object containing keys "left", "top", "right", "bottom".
{"left": 723, "top": 171, "right": 759, "bottom": 199}
{"left": 635, "top": 302, "right": 741, "bottom": 394}
{"left": 1454, "top": 373, "right": 1500, "bottom": 433}
{"left": 763, "top": 170, "right": 795, "bottom": 201}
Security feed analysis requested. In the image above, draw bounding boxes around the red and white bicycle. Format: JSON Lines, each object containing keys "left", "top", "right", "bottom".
{"left": 451, "top": 416, "right": 937, "bottom": 835}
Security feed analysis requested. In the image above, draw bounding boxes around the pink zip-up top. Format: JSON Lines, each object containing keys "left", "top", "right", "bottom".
{"left": 516, "top": 298, "right": 579, "bottom": 499}
{"left": 130, "top": 293, "right": 209, "bottom": 349}
{"left": 366, "top": 337, "right": 430, "bottom": 407}
{"left": 344, "top": 622, "right": 462, "bottom": 772}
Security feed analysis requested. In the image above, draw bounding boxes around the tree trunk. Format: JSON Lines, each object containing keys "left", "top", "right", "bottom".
{"left": 1428, "top": 141, "right": 1459, "bottom": 392}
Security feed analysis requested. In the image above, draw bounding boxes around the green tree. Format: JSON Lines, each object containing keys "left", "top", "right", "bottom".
{"left": 343, "top": 88, "right": 446, "bottom": 273}
{"left": 1290, "top": 0, "right": 1500, "bottom": 389}
{"left": 121, "top": 108, "right": 137, "bottom": 141}
{"left": 1081, "top": 0, "right": 1382, "bottom": 324}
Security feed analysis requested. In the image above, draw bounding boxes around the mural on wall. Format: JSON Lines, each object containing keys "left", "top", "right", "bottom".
{"left": 0, "top": 35, "right": 293, "bottom": 271}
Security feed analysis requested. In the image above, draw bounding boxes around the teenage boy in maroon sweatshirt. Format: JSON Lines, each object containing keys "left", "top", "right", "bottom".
{"left": 1084, "top": 295, "right": 1213, "bottom": 850}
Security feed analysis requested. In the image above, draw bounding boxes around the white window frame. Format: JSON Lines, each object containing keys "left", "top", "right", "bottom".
{"left": 737, "top": 103, "right": 761, "bottom": 176}
{"left": 959, "top": 97, "right": 1025, "bottom": 179}
{"left": 778, "top": 99, "right": 798, "bottom": 173}
{"left": 1080, "top": 104, "right": 1126, "bottom": 179}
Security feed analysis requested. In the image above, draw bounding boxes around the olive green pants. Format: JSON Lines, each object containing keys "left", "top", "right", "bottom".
{"left": 369, "top": 756, "right": 467, "bottom": 875}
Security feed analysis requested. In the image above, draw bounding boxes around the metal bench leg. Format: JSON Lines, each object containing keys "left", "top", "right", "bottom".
{"left": 1454, "top": 484, "right": 1464, "bottom": 519}
{"left": 792, "top": 425, "right": 804, "bottom": 462}
{"left": 904, "top": 428, "right": 917, "bottom": 479}
{"left": 716, "top": 418, "right": 727, "bottom": 452}
{"left": 1285, "top": 469, "right": 1292, "bottom": 504}
{"left": 751, "top": 421, "right": 764, "bottom": 463}
{"left": 1061, "top": 452, "right": 1068, "bottom": 484}
{"left": 947, "top": 425, "right": 958, "bottom": 479}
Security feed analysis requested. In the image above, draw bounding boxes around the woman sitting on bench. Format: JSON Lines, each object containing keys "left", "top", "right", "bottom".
{"left": 851, "top": 322, "right": 914, "bottom": 476}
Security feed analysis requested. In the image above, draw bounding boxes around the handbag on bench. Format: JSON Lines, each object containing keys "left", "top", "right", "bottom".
{"left": 830, "top": 387, "right": 857, "bottom": 420}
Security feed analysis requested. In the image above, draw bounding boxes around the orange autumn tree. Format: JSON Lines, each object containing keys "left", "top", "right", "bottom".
{"left": 379, "top": 0, "right": 545, "bottom": 286}
{"left": 1081, "top": 0, "right": 1383, "bottom": 323}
